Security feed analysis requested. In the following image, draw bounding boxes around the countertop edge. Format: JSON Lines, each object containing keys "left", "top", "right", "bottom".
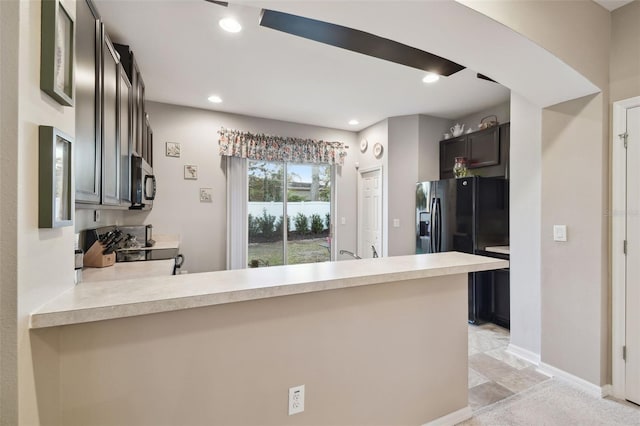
{"left": 30, "top": 254, "right": 508, "bottom": 329}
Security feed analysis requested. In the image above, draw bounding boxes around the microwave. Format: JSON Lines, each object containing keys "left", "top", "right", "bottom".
{"left": 130, "top": 155, "right": 156, "bottom": 210}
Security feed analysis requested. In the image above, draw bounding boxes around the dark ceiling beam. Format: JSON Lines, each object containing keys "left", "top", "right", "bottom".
{"left": 204, "top": 0, "right": 229, "bottom": 6}
{"left": 259, "top": 9, "right": 465, "bottom": 77}
{"left": 477, "top": 73, "right": 498, "bottom": 83}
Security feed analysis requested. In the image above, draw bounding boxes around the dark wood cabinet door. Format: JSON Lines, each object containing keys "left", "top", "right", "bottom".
{"left": 440, "top": 136, "right": 468, "bottom": 178}
{"left": 131, "top": 60, "right": 140, "bottom": 157}
{"left": 492, "top": 268, "right": 510, "bottom": 329}
{"left": 138, "top": 73, "right": 148, "bottom": 162}
{"left": 101, "top": 28, "right": 120, "bottom": 205}
{"left": 75, "top": 0, "right": 101, "bottom": 204}
{"left": 119, "top": 64, "right": 132, "bottom": 204}
{"left": 468, "top": 127, "right": 500, "bottom": 169}
{"left": 145, "top": 114, "right": 153, "bottom": 167}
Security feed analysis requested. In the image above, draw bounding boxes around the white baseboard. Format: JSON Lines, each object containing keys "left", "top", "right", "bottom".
{"left": 537, "top": 362, "right": 611, "bottom": 397}
{"left": 506, "top": 343, "right": 541, "bottom": 365}
{"left": 422, "top": 406, "right": 472, "bottom": 426}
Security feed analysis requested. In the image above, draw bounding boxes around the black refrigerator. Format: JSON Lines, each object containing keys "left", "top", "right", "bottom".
{"left": 415, "top": 176, "right": 509, "bottom": 323}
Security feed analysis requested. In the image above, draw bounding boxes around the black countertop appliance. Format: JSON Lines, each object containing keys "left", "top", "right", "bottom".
{"left": 416, "top": 176, "right": 509, "bottom": 324}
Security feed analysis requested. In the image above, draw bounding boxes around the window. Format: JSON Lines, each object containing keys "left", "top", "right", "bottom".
{"left": 247, "top": 160, "right": 333, "bottom": 267}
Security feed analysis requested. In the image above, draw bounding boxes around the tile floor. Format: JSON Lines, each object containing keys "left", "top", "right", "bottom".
{"left": 468, "top": 323, "right": 550, "bottom": 411}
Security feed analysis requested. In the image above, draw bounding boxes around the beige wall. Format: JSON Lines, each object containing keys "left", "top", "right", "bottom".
{"left": 0, "top": 1, "right": 19, "bottom": 424}
{"left": 610, "top": 0, "right": 640, "bottom": 102}
{"left": 14, "top": 1, "right": 78, "bottom": 424}
{"left": 387, "top": 115, "right": 420, "bottom": 257}
{"left": 145, "top": 101, "right": 358, "bottom": 273}
{"left": 54, "top": 275, "right": 468, "bottom": 426}
{"left": 447, "top": 100, "right": 511, "bottom": 133}
{"left": 465, "top": 0, "right": 611, "bottom": 386}
{"left": 509, "top": 92, "right": 542, "bottom": 357}
{"left": 418, "top": 115, "right": 451, "bottom": 183}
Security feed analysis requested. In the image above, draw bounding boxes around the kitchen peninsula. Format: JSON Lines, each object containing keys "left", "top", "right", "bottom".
{"left": 30, "top": 252, "right": 507, "bottom": 425}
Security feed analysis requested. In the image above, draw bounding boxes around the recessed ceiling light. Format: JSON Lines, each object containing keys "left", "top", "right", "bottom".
{"left": 219, "top": 17, "right": 242, "bottom": 33}
{"left": 422, "top": 73, "right": 440, "bottom": 83}
{"left": 208, "top": 95, "right": 222, "bottom": 103}
{"left": 349, "top": 119, "right": 359, "bottom": 125}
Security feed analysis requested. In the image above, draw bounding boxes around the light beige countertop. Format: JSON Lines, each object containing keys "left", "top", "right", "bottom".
{"left": 485, "top": 246, "right": 510, "bottom": 255}
{"left": 31, "top": 252, "right": 508, "bottom": 329}
{"left": 82, "top": 259, "right": 175, "bottom": 283}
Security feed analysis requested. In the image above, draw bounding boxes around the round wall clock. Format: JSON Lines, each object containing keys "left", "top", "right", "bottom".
{"left": 373, "top": 142, "right": 384, "bottom": 158}
{"left": 360, "top": 138, "right": 368, "bottom": 153}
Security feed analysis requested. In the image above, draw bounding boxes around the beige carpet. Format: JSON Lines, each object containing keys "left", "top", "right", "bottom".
{"left": 459, "top": 379, "right": 640, "bottom": 425}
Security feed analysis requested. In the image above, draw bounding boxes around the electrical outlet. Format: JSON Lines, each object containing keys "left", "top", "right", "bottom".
{"left": 393, "top": 218, "right": 400, "bottom": 228}
{"left": 341, "top": 217, "right": 346, "bottom": 225}
{"left": 288, "top": 385, "right": 305, "bottom": 415}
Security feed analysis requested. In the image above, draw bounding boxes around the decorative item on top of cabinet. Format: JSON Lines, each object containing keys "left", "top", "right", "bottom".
{"left": 452, "top": 157, "right": 468, "bottom": 178}
{"left": 478, "top": 115, "right": 498, "bottom": 130}
{"left": 40, "top": 0, "right": 75, "bottom": 106}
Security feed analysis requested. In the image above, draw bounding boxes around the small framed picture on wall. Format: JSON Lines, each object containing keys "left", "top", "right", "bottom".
{"left": 200, "top": 188, "right": 212, "bottom": 203}
{"left": 166, "top": 141, "right": 181, "bottom": 158}
{"left": 184, "top": 165, "right": 198, "bottom": 180}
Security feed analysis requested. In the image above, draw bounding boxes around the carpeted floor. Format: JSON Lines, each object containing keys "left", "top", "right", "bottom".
{"left": 459, "top": 378, "right": 640, "bottom": 425}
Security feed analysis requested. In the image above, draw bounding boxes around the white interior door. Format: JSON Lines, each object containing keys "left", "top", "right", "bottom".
{"left": 626, "top": 105, "right": 640, "bottom": 405}
{"left": 358, "top": 168, "right": 382, "bottom": 258}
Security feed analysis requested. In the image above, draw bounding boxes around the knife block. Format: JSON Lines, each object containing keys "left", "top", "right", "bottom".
{"left": 83, "top": 241, "right": 115, "bottom": 268}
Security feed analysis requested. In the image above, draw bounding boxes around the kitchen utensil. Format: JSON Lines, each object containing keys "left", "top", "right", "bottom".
{"left": 74, "top": 249, "right": 83, "bottom": 284}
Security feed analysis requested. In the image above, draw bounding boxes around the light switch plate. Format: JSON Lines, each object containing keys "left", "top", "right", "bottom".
{"left": 393, "top": 219, "right": 400, "bottom": 228}
{"left": 553, "top": 225, "right": 567, "bottom": 242}
{"left": 341, "top": 217, "right": 346, "bottom": 225}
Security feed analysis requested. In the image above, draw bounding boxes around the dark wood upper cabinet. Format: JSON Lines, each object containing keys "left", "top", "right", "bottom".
{"left": 101, "top": 27, "right": 120, "bottom": 205}
{"left": 75, "top": 4, "right": 151, "bottom": 209}
{"left": 439, "top": 123, "right": 509, "bottom": 180}
{"left": 440, "top": 136, "right": 468, "bottom": 175}
{"left": 468, "top": 127, "right": 500, "bottom": 168}
{"left": 114, "top": 43, "right": 148, "bottom": 163}
{"left": 119, "top": 64, "right": 132, "bottom": 204}
{"left": 74, "top": 0, "right": 101, "bottom": 204}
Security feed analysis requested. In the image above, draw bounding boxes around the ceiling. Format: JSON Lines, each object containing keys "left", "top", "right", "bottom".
{"left": 95, "top": 0, "right": 511, "bottom": 131}
{"left": 592, "top": 0, "right": 634, "bottom": 11}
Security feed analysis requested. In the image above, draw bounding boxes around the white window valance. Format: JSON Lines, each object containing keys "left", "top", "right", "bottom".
{"left": 218, "top": 127, "right": 348, "bottom": 166}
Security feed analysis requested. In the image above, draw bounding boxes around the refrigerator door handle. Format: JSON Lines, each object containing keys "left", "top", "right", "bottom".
{"left": 436, "top": 198, "right": 442, "bottom": 252}
{"left": 429, "top": 198, "right": 435, "bottom": 252}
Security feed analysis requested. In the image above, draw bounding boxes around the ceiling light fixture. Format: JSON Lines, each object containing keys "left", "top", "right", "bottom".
{"left": 219, "top": 17, "right": 242, "bottom": 33}
{"left": 208, "top": 95, "right": 223, "bottom": 103}
{"left": 422, "top": 73, "right": 440, "bottom": 83}
{"left": 349, "top": 119, "right": 359, "bottom": 125}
